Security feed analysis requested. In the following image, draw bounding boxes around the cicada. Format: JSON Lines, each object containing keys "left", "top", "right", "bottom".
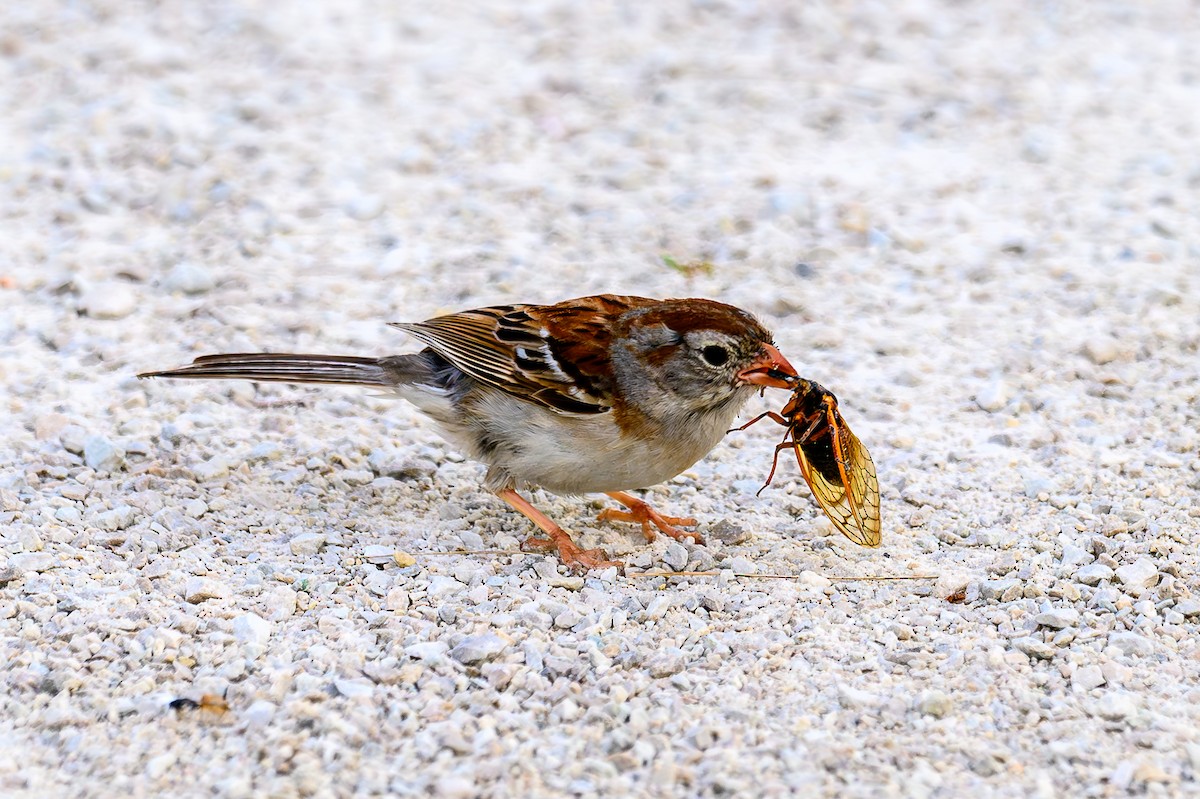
{"left": 735, "top": 377, "right": 881, "bottom": 547}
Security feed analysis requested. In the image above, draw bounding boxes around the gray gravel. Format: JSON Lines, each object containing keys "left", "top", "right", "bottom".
{"left": 3, "top": 2, "right": 1200, "bottom": 797}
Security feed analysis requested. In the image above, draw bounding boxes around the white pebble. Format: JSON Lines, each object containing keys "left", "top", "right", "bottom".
{"left": 162, "top": 261, "right": 216, "bottom": 294}
{"left": 1083, "top": 336, "right": 1122, "bottom": 365}
{"left": 79, "top": 282, "right": 138, "bottom": 319}
{"left": 973, "top": 380, "right": 1010, "bottom": 412}
{"left": 84, "top": 435, "right": 125, "bottom": 472}
{"left": 1034, "top": 608, "right": 1080, "bottom": 629}
{"left": 289, "top": 533, "right": 327, "bottom": 556}
{"left": 661, "top": 543, "right": 689, "bottom": 571}
{"left": 334, "top": 678, "right": 375, "bottom": 699}
{"left": 9, "top": 552, "right": 56, "bottom": 572}
{"left": 1072, "top": 665, "right": 1106, "bottom": 691}
{"left": 405, "top": 641, "right": 449, "bottom": 661}
{"left": 450, "top": 633, "right": 507, "bottom": 664}
{"left": 916, "top": 690, "right": 953, "bottom": 718}
{"left": 1074, "top": 563, "right": 1114, "bottom": 586}
{"left": 94, "top": 506, "right": 137, "bottom": 532}
{"left": 185, "top": 577, "right": 229, "bottom": 603}
{"left": 1114, "top": 558, "right": 1158, "bottom": 592}
{"left": 191, "top": 458, "right": 230, "bottom": 482}
{"left": 1107, "top": 632, "right": 1154, "bottom": 657}
{"left": 1093, "top": 691, "right": 1138, "bottom": 720}
{"left": 1173, "top": 599, "right": 1200, "bottom": 617}
{"left": 232, "top": 613, "right": 272, "bottom": 646}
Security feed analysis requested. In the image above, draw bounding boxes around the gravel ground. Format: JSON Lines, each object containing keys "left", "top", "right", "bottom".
{"left": 3, "top": 1, "right": 1200, "bottom": 797}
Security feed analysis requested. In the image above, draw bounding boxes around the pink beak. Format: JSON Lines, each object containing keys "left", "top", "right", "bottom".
{"left": 737, "top": 343, "right": 798, "bottom": 389}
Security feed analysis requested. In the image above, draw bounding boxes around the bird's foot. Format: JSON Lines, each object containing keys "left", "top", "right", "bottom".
{"left": 600, "top": 491, "right": 703, "bottom": 544}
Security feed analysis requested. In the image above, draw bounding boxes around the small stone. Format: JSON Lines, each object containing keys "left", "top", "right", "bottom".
{"left": 974, "top": 380, "right": 1010, "bottom": 412}
{"left": 405, "top": 641, "right": 448, "bottom": 661}
{"left": 644, "top": 595, "right": 671, "bottom": 619}
{"left": 265, "top": 587, "right": 297, "bottom": 621}
{"left": 726, "top": 556, "right": 758, "bottom": 575}
{"left": 709, "top": 519, "right": 751, "bottom": 545}
{"left": 79, "top": 282, "right": 138, "bottom": 319}
{"left": 662, "top": 543, "right": 689, "bottom": 571}
{"left": 433, "top": 776, "right": 475, "bottom": 799}
{"left": 9, "top": 552, "right": 56, "bottom": 572}
{"left": 94, "top": 505, "right": 138, "bottom": 531}
{"left": 14, "top": 529, "right": 40, "bottom": 552}
{"left": 36, "top": 413, "right": 71, "bottom": 441}
{"left": 1114, "top": 558, "right": 1158, "bottom": 592}
{"left": 1074, "top": 563, "right": 1114, "bottom": 586}
{"left": 1021, "top": 471, "right": 1052, "bottom": 499}
{"left": 426, "top": 576, "right": 463, "bottom": 599}
{"left": 368, "top": 447, "right": 436, "bottom": 480}
{"left": 981, "top": 578, "right": 1021, "bottom": 601}
{"left": 1013, "top": 636, "right": 1056, "bottom": 660}
{"left": 916, "top": 690, "right": 953, "bottom": 718}
{"left": 184, "top": 499, "right": 208, "bottom": 518}
{"left": 457, "top": 531, "right": 485, "bottom": 550}
{"left": 247, "top": 442, "right": 284, "bottom": 462}
{"left": 184, "top": 577, "right": 229, "bottom": 603}
{"left": 647, "top": 648, "right": 686, "bottom": 678}
{"left": 245, "top": 700, "right": 275, "bottom": 727}
{"left": 334, "top": 678, "right": 374, "bottom": 699}
{"left": 554, "top": 609, "right": 583, "bottom": 629}
{"left": 231, "top": 613, "right": 272, "bottom": 646}
{"left": 935, "top": 572, "right": 970, "bottom": 599}
{"left": 289, "top": 533, "right": 326, "bottom": 556}
{"left": 1059, "top": 542, "right": 1093, "bottom": 569}
{"left": 798, "top": 571, "right": 832, "bottom": 589}
{"left": 837, "top": 684, "right": 882, "bottom": 709}
{"left": 1107, "top": 631, "right": 1154, "bottom": 657}
{"left": 385, "top": 588, "right": 410, "bottom": 613}
{"left": 1173, "top": 598, "right": 1200, "bottom": 617}
{"left": 1072, "top": 664, "right": 1106, "bottom": 691}
{"left": 60, "top": 425, "right": 87, "bottom": 454}
{"left": 60, "top": 485, "right": 89, "bottom": 502}
{"left": 338, "top": 469, "right": 374, "bottom": 486}
{"left": 450, "top": 633, "right": 507, "bottom": 664}
{"left": 84, "top": 435, "right": 125, "bottom": 472}
{"left": 163, "top": 261, "right": 216, "bottom": 294}
{"left": 1083, "top": 336, "right": 1121, "bottom": 365}
{"left": 1034, "top": 608, "right": 1080, "bottom": 629}
{"left": 54, "top": 506, "right": 82, "bottom": 524}
{"left": 191, "top": 458, "right": 230, "bottom": 481}
{"left": 1094, "top": 691, "right": 1138, "bottom": 720}
{"left": 1133, "top": 760, "right": 1170, "bottom": 784}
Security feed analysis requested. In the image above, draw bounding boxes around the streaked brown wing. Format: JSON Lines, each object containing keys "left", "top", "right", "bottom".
{"left": 390, "top": 295, "right": 654, "bottom": 414}
{"left": 794, "top": 407, "right": 881, "bottom": 547}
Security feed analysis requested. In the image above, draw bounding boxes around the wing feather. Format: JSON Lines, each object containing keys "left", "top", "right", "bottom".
{"left": 390, "top": 295, "right": 656, "bottom": 414}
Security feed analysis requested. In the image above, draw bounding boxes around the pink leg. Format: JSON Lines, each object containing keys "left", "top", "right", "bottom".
{"left": 598, "top": 491, "right": 703, "bottom": 544}
{"left": 495, "top": 489, "right": 622, "bottom": 572}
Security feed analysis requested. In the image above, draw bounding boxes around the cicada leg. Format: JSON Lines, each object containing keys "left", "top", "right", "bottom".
{"left": 727, "top": 410, "right": 790, "bottom": 435}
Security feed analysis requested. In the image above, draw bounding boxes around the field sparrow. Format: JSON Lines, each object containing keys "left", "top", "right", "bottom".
{"left": 140, "top": 294, "right": 798, "bottom": 570}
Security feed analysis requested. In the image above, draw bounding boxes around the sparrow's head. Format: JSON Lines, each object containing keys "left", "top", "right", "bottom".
{"left": 613, "top": 298, "right": 798, "bottom": 418}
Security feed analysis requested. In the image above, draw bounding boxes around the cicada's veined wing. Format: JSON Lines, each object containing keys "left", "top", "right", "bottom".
{"left": 792, "top": 397, "right": 882, "bottom": 548}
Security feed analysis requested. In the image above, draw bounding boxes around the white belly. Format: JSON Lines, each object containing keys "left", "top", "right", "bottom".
{"left": 418, "top": 385, "right": 742, "bottom": 495}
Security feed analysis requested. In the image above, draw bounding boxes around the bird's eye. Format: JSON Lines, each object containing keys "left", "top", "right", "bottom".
{"left": 701, "top": 345, "right": 730, "bottom": 367}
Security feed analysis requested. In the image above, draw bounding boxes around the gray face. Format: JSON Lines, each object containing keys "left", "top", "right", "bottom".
{"left": 611, "top": 320, "right": 767, "bottom": 423}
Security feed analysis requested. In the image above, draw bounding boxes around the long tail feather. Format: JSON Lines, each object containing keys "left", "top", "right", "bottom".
{"left": 138, "top": 353, "right": 392, "bottom": 387}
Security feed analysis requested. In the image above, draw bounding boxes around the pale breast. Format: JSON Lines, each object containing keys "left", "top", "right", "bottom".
{"left": 445, "top": 385, "right": 744, "bottom": 495}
